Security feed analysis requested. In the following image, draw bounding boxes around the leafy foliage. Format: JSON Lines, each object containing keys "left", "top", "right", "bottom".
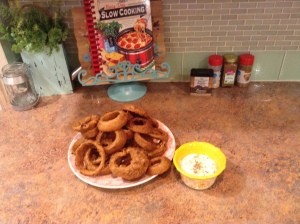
{"left": 0, "top": 2, "right": 68, "bottom": 54}
{"left": 95, "top": 21, "right": 122, "bottom": 38}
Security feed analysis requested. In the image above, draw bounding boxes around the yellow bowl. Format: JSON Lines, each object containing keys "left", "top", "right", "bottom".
{"left": 173, "top": 142, "right": 226, "bottom": 190}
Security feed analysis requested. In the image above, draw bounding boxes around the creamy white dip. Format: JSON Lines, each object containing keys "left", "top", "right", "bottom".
{"left": 180, "top": 154, "right": 217, "bottom": 176}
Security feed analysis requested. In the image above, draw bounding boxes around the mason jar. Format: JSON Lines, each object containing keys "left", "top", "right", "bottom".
{"left": 1, "top": 62, "right": 39, "bottom": 111}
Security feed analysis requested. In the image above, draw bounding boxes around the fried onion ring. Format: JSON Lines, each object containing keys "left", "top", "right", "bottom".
{"left": 150, "top": 118, "right": 159, "bottom": 128}
{"left": 127, "top": 117, "right": 153, "bottom": 134}
{"left": 109, "top": 147, "right": 150, "bottom": 181}
{"left": 96, "top": 130, "right": 127, "bottom": 155}
{"left": 149, "top": 128, "right": 169, "bottom": 141}
{"left": 122, "top": 104, "right": 149, "bottom": 118}
{"left": 99, "top": 162, "right": 112, "bottom": 175}
{"left": 98, "top": 110, "right": 128, "bottom": 132}
{"left": 81, "top": 127, "right": 98, "bottom": 139}
{"left": 134, "top": 132, "right": 157, "bottom": 151}
{"left": 84, "top": 147, "right": 102, "bottom": 165}
{"left": 71, "top": 137, "right": 86, "bottom": 154}
{"left": 147, "top": 141, "right": 167, "bottom": 158}
{"left": 84, "top": 148, "right": 111, "bottom": 175}
{"left": 147, "top": 157, "right": 171, "bottom": 176}
{"left": 75, "top": 140, "right": 106, "bottom": 176}
{"left": 73, "top": 115, "right": 99, "bottom": 132}
{"left": 123, "top": 128, "right": 134, "bottom": 140}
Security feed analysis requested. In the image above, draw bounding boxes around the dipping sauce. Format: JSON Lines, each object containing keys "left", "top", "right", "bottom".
{"left": 180, "top": 154, "right": 217, "bottom": 176}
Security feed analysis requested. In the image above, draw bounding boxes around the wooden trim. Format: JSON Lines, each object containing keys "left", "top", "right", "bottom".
{"left": 0, "top": 42, "right": 9, "bottom": 110}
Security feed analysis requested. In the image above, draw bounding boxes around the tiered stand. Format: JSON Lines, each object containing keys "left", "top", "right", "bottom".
{"left": 78, "top": 61, "right": 171, "bottom": 102}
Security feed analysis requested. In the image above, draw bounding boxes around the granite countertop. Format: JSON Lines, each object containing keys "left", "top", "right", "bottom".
{"left": 0, "top": 82, "right": 299, "bottom": 224}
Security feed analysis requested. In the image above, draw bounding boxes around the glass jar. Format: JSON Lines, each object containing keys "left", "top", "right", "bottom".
{"left": 1, "top": 63, "right": 39, "bottom": 111}
{"left": 221, "top": 53, "right": 238, "bottom": 87}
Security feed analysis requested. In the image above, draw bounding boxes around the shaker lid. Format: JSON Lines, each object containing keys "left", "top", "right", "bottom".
{"left": 208, "top": 55, "right": 223, "bottom": 66}
{"left": 223, "top": 53, "right": 238, "bottom": 63}
{"left": 239, "top": 54, "right": 255, "bottom": 66}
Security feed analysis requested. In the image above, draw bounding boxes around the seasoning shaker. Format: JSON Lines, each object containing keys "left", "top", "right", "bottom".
{"left": 208, "top": 54, "right": 223, "bottom": 88}
{"left": 1, "top": 62, "right": 39, "bottom": 111}
{"left": 221, "top": 53, "right": 238, "bottom": 87}
{"left": 236, "top": 53, "right": 255, "bottom": 87}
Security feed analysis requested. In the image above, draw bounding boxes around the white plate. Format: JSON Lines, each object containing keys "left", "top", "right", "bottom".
{"left": 67, "top": 120, "right": 176, "bottom": 189}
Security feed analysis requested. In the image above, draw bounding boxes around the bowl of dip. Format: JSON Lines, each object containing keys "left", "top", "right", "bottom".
{"left": 173, "top": 142, "right": 226, "bottom": 190}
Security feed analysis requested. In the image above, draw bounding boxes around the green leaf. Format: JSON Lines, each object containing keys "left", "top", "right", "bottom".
{"left": 0, "top": 2, "right": 68, "bottom": 54}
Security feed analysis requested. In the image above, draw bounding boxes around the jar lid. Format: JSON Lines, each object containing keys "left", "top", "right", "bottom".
{"left": 208, "top": 55, "right": 223, "bottom": 66}
{"left": 223, "top": 53, "right": 238, "bottom": 63}
{"left": 190, "top": 68, "right": 214, "bottom": 77}
{"left": 239, "top": 54, "right": 255, "bottom": 66}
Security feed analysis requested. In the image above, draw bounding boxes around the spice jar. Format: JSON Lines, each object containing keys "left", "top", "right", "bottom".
{"left": 236, "top": 53, "right": 255, "bottom": 87}
{"left": 208, "top": 54, "right": 223, "bottom": 88}
{"left": 190, "top": 68, "right": 214, "bottom": 96}
{"left": 1, "top": 63, "right": 39, "bottom": 111}
{"left": 221, "top": 53, "right": 238, "bottom": 87}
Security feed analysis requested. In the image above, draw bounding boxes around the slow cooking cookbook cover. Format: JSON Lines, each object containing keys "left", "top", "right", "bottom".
{"left": 86, "top": 0, "right": 154, "bottom": 76}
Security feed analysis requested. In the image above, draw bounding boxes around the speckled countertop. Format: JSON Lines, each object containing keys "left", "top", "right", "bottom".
{"left": 0, "top": 82, "right": 299, "bottom": 224}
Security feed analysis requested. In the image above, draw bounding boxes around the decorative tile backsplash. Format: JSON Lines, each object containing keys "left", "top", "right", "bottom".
{"left": 160, "top": 0, "right": 300, "bottom": 82}
{"left": 165, "top": 51, "right": 300, "bottom": 82}
{"left": 162, "top": 0, "right": 300, "bottom": 53}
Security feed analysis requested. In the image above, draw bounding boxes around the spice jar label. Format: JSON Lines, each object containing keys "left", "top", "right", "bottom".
{"left": 212, "top": 71, "right": 221, "bottom": 88}
{"left": 237, "top": 70, "right": 251, "bottom": 84}
{"left": 190, "top": 77, "right": 212, "bottom": 96}
{"left": 193, "top": 77, "right": 209, "bottom": 87}
{"left": 223, "top": 71, "right": 235, "bottom": 85}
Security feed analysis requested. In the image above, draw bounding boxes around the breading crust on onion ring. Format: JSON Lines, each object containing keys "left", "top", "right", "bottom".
{"left": 122, "top": 104, "right": 159, "bottom": 128}
{"left": 84, "top": 148, "right": 111, "bottom": 176}
{"left": 73, "top": 115, "right": 100, "bottom": 139}
{"left": 75, "top": 140, "right": 106, "bottom": 176}
{"left": 149, "top": 128, "right": 169, "bottom": 141}
{"left": 122, "top": 104, "right": 149, "bottom": 118}
{"left": 71, "top": 137, "right": 86, "bottom": 154}
{"left": 147, "top": 157, "right": 171, "bottom": 176}
{"left": 133, "top": 132, "right": 157, "bottom": 151}
{"left": 84, "top": 148, "right": 100, "bottom": 170}
{"left": 109, "top": 147, "right": 150, "bottom": 181}
{"left": 81, "top": 127, "right": 98, "bottom": 139}
{"left": 97, "top": 110, "right": 128, "bottom": 132}
{"left": 73, "top": 115, "right": 99, "bottom": 132}
{"left": 127, "top": 117, "right": 153, "bottom": 134}
{"left": 147, "top": 141, "right": 167, "bottom": 159}
{"left": 123, "top": 128, "right": 134, "bottom": 140}
{"left": 96, "top": 130, "right": 127, "bottom": 155}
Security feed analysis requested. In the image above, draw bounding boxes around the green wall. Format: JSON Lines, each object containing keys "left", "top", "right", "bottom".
{"left": 163, "top": 51, "right": 300, "bottom": 82}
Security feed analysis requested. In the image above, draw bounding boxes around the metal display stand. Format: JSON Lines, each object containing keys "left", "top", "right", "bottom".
{"left": 78, "top": 61, "right": 171, "bottom": 102}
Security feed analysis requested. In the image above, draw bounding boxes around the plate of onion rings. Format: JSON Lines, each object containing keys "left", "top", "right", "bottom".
{"left": 67, "top": 120, "right": 176, "bottom": 189}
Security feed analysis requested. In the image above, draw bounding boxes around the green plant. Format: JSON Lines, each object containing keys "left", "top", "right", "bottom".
{"left": 0, "top": 2, "right": 68, "bottom": 54}
{"left": 95, "top": 21, "right": 122, "bottom": 38}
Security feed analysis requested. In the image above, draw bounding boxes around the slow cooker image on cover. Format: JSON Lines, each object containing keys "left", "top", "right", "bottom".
{"left": 116, "top": 27, "right": 154, "bottom": 68}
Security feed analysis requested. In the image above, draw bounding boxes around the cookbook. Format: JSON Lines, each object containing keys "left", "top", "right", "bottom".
{"left": 84, "top": 0, "right": 154, "bottom": 76}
